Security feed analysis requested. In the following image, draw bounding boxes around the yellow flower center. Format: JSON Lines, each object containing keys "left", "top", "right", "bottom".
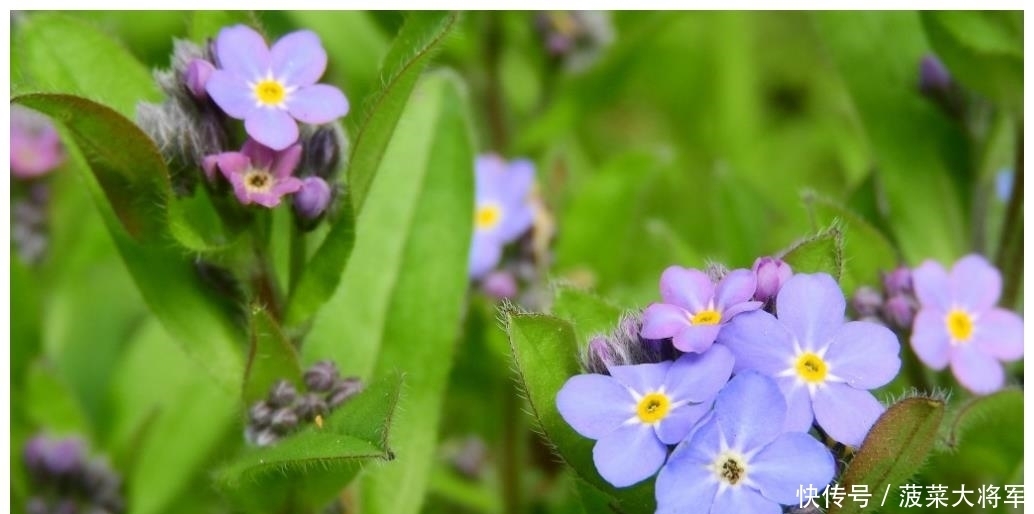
{"left": 475, "top": 203, "right": 503, "bottom": 230}
{"left": 713, "top": 452, "right": 748, "bottom": 485}
{"left": 945, "top": 309, "right": 975, "bottom": 343}
{"left": 691, "top": 309, "right": 722, "bottom": 325}
{"left": 253, "top": 79, "right": 287, "bottom": 107}
{"left": 636, "top": 392, "right": 671, "bottom": 424}
{"left": 794, "top": 352, "right": 828, "bottom": 383}
{"left": 243, "top": 169, "right": 273, "bottom": 193}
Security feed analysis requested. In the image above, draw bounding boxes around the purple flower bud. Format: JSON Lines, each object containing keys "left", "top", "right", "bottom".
{"left": 851, "top": 286, "right": 884, "bottom": 319}
{"left": 267, "top": 380, "right": 297, "bottom": 408}
{"left": 918, "top": 54, "right": 953, "bottom": 96}
{"left": 184, "top": 58, "right": 215, "bottom": 100}
{"left": 26, "top": 497, "right": 48, "bottom": 514}
{"left": 304, "top": 360, "right": 340, "bottom": 393}
{"left": 328, "top": 377, "right": 363, "bottom": 408}
{"left": 882, "top": 266, "right": 913, "bottom": 296}
{"left": 269, "top": 407, "right": 299, "bottom": 433}
{"left": 248, "top": 401, "right": 274, "bottom": 426}
{"left": 293, "top": 177, "right": 332, "bottom": 221}
{"left": 245, "top": 426, "right": 279, "bottom": 447}
{"left": 11, "top": 105, "right": 65, "bottom": 179}
{"left": 752, "top": 256, "right": 792, "bottom": 303}
{"left": 302, "top": 126, "right": 342, "bottom": 180}
{"left": 450, "top": 436, "right": 487, "bottom": 479}
{"left": 45, "top": 437, "right": 85, "bottom": 476}
{"left": 581, "top": 335, "right": 619, "bottom": 374}
{"left": 884, "top": 294, "right": 916, "bottom": 330}
{"left": 295, "top": 392, "right": 328, "bottom": 421}
{"left": 479, "top": 270, "right": 518, "bottom": 299}
{"left": 52, "top": 500, "right": 78, "bottom": 514}
{"left": 23, "top": 435, "right": 50, "bottom": 476}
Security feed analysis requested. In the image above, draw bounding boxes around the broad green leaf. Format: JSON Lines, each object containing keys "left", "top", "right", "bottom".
{"left": 353, "top": 70, "right": 475, "bottom": 514}
{"left": 24, "top": 360, "right": 92, "bottom": 437}
{"left": 16, "top": 13, "right": 159, "bottom": 117}
{"left": 217, "top": 374, "right": 403, "bottom": 513}
{"left": 243, "top": 305, "right": 303, "bottom": 403}
{"left": 926, "top": 389, "right": 1023, "bottom": 487}
{"left": 831, "top": 397, "right": 945, "bottom": 514}
{"left": 13, "top": 94, "right": 244, "bottom": 390}
{"left": 551, "top": 286, "right": 623, "bottom": 346}
{"left": 778, "top": 220, "right": 845, "bottom": 281}
{"left": 813, "top": 12, "right": 968, "bottom": 263}
{"left": 505, "top": 312, "right": 655, "bottom": 514}
{"left": 921, "top": 11, "right": 1022, "bottom": 110}
{"left": 284, "top": 192, "right": 356, "bottom": 326}
{"left": 802, "top": 191, "right": 899, "bottom": 292}
{"left": 347, "top": 11, "right": 460, "bottom": 213}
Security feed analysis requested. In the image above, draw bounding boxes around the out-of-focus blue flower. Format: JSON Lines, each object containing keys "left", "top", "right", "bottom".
{"left": 556, "top": 347, "right": 734, "bottom": 487}
{"left": 206, "top": 25, "right": 349, "bottom": 151}
{"left": 11, "top": 105, "right": 64, "bottom": 179}
{"left": 656, "top": 372, "right": 835, "bottom": 514}
{"left": 911, "top": 254, "right": 1023, "bottom": 395}
{"left": 468, "top": 154, "right": 535, "bottom": 279}
{"left": 718, "top": 273, "right": 901, "bottom": 447}
{"left": 641, "top": 267, "right": 762, "bottom": 353}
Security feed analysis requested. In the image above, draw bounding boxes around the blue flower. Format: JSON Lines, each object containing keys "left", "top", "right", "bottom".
{"left": 556, "top": 346, "right": 734, "bottom": 487}
{"left": 718, "top": 273, "right": 901, "bottom": 447}
{"left": 656, "top": 372, "right": 835, "bottom": 514}
{"left": 468, "top": 154, "right": 535, "bottom": 279}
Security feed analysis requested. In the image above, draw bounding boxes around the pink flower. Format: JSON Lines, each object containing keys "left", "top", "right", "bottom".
{"left": 11, "top": 105, "right": 64, "bottom": 179}
{"left": 203, "top": 139, "right": 303, "bottom": 208}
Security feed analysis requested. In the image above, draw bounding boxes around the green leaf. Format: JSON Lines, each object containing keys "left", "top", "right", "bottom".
{"left": 217, "top": 374, "right": 403, "bottom": 513}
{"left": 24, "top": 361, "right": 92, "bottom": 437}
{"left": 284, "top": 192, "right": 356, "bottom": 326}
{"left": 505, "top": 312, "right": 655, "bottom": 514}
{"left": 243, "top": 306, "right": 303, "bottom": 403}
{"left": 925, "top": 389, "right": 1023, "bottom": 487}
{"left": 921, "top": 11, "right": 1022, "bottom": 110}
{"left": 13, "top": 94, "right": 244, "bottom": 390}
{"left": 802, "top": 191, "right": 899, "bottom": 292}
{"left": 347, "top": 11, "right": 460, "bottom": 213}
{"left": 778, "top": 220, "right": 845, "bottom": 281}
{"left": 10, "top": 258, "right": 42, "bottom": 387}
{"left": 813, "top": 12, "right": 968, "bottom": 263}
{"left": 16, "top": 13, "right": 159, "bottom": 117}
{"left": 551, "top": 286, "right": 623, "bottom": 347}
{"left": 831, "top": 396, "right": 946, "bottom": 514}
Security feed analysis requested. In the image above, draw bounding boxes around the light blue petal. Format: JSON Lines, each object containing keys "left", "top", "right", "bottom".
{"left": 656, "top": 436, "right": 719, "bottom": 514}
{"left": 555, "top": 374, "right": 634, "bottom": 439}
{"left": 593, "top": 423, "right": 668, "bottom": 487}
{"left": 608, "top": 360, "right": 672, "bottom": 396}
{"left": 812, "top": 383, "right": 884, "bottom": 447}
{"left": 824, "top": 321, "right": 901, "bottom": 389}
{"left": 709, "top": 484, "right": 782, "bottom": 514}
{"left": 749, "top": 432, "right": 835, "bottom": 505}
{"left": 715, "top": 372, "right": 786, "bottom": 452}
{"left": 666, "top": 345, "right": 735, "bottom": 403}
{"left": 717, "top": 310, "right": 794, "bottom": 375}
{"left": 776, "top": 273, "right": 845, "bottom": 351}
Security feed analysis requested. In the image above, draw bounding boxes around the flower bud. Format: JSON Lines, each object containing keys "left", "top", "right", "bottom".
{"left": 267, "top": 380, "right": 297, "bottom": 408}
{"left": 450, "top": 436, "right": 487, "bottom": 479}
{"left": 328, "top": 377, "right": 364, "bottom": 408}
{"left": 884, "top": 294, "right": 916, "bottom": 330}
{"left": 304, "top": 360, "right": 340, "bottom": 393}
{"left": 248, "top": 401, "right": 274, "bottom": 427}
{"left": 269, "top": 408, "right": 299, "bottom": 434}
{"left": 918, "top": 54, "right": 952, "bottom": 96}
{"left": 302, "top": 126, "right": 343, "bottom": 180}
{"left": 752, "top": 256, "right": 793, "bottom": 303}
{"left": 45, "top": 438, "right": 85, "bottom": 476}
{"left": 23, "top": 435, "right": 50, "bottom": 476}
{"left": 851, "top": 286, "right": 884, "bottom": 319}
{"left": 479, "top": 270, "right": 518, "bottom": 299}
{"left": 295, "top": 393, "right": 328, "bottom": 421}
{"left": 882, "top": 266, "right": 913, "bottom": 297}
{"left": 580, "top": 335, "right": 621, "bottom": 375}
{"left": 245, "top": 426, "right": 279, "bottom": 447}
{"left": 184, "top": 58, "right": 215, "bottom": 100}
{"left": 293, "top": 177, "right": 332, "bottom": 221}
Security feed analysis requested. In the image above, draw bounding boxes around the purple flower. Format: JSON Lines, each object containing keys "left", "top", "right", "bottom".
{"left": 468, "top": 154, "right": 535, "bottom": 279}
{"left": 656, "top": 372, "right": 835, "bottom": 514}
{"left": 911, "top": 254, "right": 1023, "bottom": 395}
{"left": 203, "top": 139, "right": 303, "bottom": 208}
{"left": 641, "top": 267, "right": 763, "bottom": 353}
{"left": 718, "top": 273, "right": 901, "bottom": 447}
{"left": 752, "top": 256, "right": 793, "bottom": 303}
{"left": 206, "top": 25, "right": 349, "bottom": 151}
{"left": 556, "top": 346, "right": 734, "bottom": 487}
{"left": 11, "top": 105, "right": 65, "bottom": 179}
{"left": 185, "top": 58, "right": 215, "bottom": 99}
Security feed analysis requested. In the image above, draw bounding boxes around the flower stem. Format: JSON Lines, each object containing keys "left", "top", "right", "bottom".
{"left": 483, "top": 12, "right": 509, "bottom": 152}
{"left": 288, "top": 219, "right": 306, "bottom": 296}
{"left": 251, "top": 211, "right": 284, "bottom": 321}
{"left": 995, "top": 122, "right": 1023, "bottom": 310}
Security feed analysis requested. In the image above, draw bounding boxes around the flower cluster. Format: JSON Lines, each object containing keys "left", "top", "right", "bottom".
{"left": 557, "top": 257, "right": 903, "bottom": 512}
{"left": 23, "top": 434, "right": 124, "bottom": 514}
{"left": 246, "top": 361, "right": 363, "bottom": 446}
{"left": 11, "top": 106, "right": 65, "bottom": 265}
{"left": 137, "top": 24, "right": 346, "bottom": 220}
